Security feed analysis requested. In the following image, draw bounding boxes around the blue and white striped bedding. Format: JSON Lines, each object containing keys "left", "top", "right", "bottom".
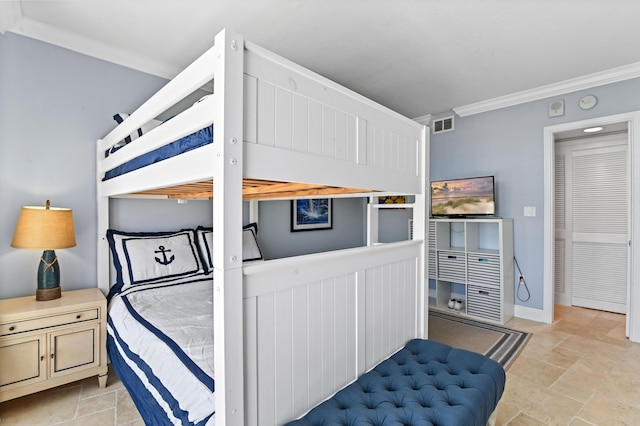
{"left": 103, "top": 125, "right": 213, "bottom": 181}
{"left": 107, "top": 275, "right": 215, "bottom": 425}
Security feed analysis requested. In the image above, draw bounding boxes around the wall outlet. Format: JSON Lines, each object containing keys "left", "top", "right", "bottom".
{"left": 524, "top": 206, "right": 536, "bottom": 217}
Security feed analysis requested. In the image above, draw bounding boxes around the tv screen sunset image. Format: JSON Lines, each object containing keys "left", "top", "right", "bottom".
{"left": 431, "top": 176, "right": 495, "bottom": 216}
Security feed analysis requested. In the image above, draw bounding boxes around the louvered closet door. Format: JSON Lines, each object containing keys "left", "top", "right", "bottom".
{"left": 554, "top": 152, "right": 569, "bottom": 306}
{"left": 556, "top": 133, "right": 628, "bottom": 314}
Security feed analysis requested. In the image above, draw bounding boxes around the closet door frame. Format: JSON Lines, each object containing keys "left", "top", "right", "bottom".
{"left": 544, "top": 111, "right": 640, "bottom": 343}
{"left": 555, "top": 134, "right": 628, "bottom": 313}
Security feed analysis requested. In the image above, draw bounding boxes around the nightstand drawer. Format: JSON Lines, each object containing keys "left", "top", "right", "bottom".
{"left": 0, "top": 309, "right": 99, "bottom": 337}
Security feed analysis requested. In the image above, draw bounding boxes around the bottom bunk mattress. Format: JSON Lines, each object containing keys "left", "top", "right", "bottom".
{"left": 107, "top": 276, "right": 215, "bottom": 425}
{"left": 287, "top": 338, "right": 506, "bottom": 426}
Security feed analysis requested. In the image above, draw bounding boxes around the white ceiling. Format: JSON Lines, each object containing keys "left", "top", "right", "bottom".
{"left": 3, "top": 0, "right": 640, "bottom": 120}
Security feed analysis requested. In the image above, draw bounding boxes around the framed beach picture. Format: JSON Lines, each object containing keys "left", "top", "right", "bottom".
{"left": 291, "top": 198, "right": 333, "bottom": 231}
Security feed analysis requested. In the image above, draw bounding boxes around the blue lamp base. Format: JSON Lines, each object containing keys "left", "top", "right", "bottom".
{"left": 36, "top": 249, "right": 61, "bottom": 301}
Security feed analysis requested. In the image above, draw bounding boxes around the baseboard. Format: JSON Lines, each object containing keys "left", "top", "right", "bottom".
{"left": 514, "top": 305, "right": 549, "bottom": 323}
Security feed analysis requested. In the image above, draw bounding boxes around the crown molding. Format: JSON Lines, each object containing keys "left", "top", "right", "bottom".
{"left": 413, "top": 114, "right": 432, "bottom": 125}
{"left": 7, "top": 12, "right": 640, "bottom": 119}
{"left": 454, "top": 61, "right": 640, "bottom": 117}
{"left": 0, "top": 1, "right": 22, "bottom": 34}
{"left": 6, "top": 16, "right": 182, "bottom": 80}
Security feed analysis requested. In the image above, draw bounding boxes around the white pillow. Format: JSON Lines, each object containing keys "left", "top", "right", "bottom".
{"left": 195, "top": 224, "right": 263, "bottom": 271}
{"left": 242, "top": 228, "right": 263, "bottom": 261}
{"left": 196, "top": 226, "right": 213, "bottom": 272}
{"left": 107, "top": 229, "right": 205, "bottom": 294}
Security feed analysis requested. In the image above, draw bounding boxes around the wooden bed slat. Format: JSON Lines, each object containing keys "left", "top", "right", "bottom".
{"left": 133, "top": 179, "right": 374, "bottom": 200}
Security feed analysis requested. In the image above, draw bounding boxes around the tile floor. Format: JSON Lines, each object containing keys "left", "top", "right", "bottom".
{"left": 1, "top": 305, "right": 638, "bottom": 425}
{"left": 498, "top": 305, "right": 640, "bottom": 425}
{"left": 0, "top": 367, "right": 143, "bottom": 425}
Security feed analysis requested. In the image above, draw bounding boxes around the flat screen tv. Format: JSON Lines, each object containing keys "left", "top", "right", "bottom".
{"left": 430, "top": 176, "right": 496, "bottom": 217}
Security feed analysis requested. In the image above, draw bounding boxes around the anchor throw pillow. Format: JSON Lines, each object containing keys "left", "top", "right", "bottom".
{"left": 107, "top": 229, "right": 205, "bottom": 294}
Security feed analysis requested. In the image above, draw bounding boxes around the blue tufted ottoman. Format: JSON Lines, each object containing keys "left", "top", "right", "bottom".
{"left": 287, "top": 339, "right": 505, "bottom": 426}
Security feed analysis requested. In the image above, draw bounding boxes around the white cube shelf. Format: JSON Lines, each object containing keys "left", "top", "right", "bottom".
{"left": 428, "top": 218, "right": 514, "bottom": 324}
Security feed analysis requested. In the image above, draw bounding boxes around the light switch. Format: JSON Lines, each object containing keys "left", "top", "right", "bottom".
{"left": 524, "top": 206, "right": 536, "bottom": 217}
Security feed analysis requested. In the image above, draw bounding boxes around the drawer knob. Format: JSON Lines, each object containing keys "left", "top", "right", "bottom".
{"left": 76, "top": 314, "right": 82, "bottom": 319}
{"left": 51, "top": 353, "right": 55, "bottom": 359}
{"left": 41, "top": 356, "right": 45, "bottom": 361}
{"left": 9, "top": 326, "right": 16, "bottom": 331}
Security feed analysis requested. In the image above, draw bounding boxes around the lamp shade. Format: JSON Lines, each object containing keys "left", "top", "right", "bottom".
{"left": 11, "top": 203, "right": 76, "bottom": 250}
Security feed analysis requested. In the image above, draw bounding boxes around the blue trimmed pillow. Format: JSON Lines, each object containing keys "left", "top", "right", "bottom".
{"left": 243, "top": 222, "right": 258, "bottom": 236}
{"left": 195, "top": 226, "right": 213, "bottom": 272}
{"left": 107, "top": 229, "right": 205, "bottom": 294}
{"left": 195, "top": 223, "right": 263, "bottom": 272}
{"left": 242, "top": 226, "right": 263, "bottom": 262}
{"left": 110, "top": 113, "right": 163, "bottom": 152}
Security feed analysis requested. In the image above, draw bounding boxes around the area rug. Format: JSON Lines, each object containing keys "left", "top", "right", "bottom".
{"left": 428, "top": 310, "right": 531, "bottom": 370}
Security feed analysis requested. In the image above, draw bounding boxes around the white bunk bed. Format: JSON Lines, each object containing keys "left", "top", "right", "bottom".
{"left": 97, "top": 29, "right": 427, "bottom": 425}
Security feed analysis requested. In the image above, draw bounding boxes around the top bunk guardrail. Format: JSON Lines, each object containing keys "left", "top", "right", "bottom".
{"left": 97, "top": 29, "right": 426, "bottom": 199}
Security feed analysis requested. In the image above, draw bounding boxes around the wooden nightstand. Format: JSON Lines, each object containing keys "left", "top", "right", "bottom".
{"left": 0, "top": 288, "right": 108, "bottom": 402}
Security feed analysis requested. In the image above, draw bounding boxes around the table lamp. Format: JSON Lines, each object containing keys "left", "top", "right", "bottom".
{"left": 11, "top": 200, "right": 76, "bottom": 301}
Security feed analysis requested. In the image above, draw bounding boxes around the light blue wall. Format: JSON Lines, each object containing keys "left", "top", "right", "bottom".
{"left": 255, "top": 197, "right": 411, "bottom": 259}
{"left": 109, "top": 199, "right": 213, "bottom": 232}
{"left": 6, "top": 32, "right": 638, "bottom": 308}
{"left": 430, "top": 77, "right": 640, "bottom": 310}
{"left": 0, "top": 33, "right": 169, "bottom": 299}
{"left": 256, "top": 198, "right": 368, "bottom": 259}
{"left": 1, "top": 34, "right": 396, "bottom": 299}
{"left": 109, "top": 197, "right": 369, "bottom": 261}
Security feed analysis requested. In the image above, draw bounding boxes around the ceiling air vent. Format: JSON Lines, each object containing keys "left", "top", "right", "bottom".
{"left": 433, "top": 116, "right": 454, "bottom": 134}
